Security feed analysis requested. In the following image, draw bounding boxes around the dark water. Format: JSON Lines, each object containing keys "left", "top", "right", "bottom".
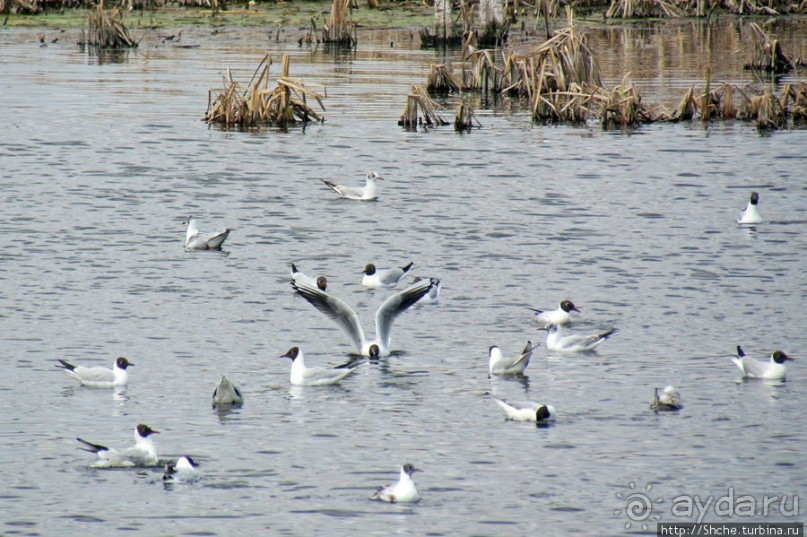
{"left": 1, "top": 19, "right": 806, "bottom": 536}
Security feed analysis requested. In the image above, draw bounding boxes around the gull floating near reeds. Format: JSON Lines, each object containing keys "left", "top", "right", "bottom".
{"left": 321, "top": 171, "right": 383, "bottom": 201}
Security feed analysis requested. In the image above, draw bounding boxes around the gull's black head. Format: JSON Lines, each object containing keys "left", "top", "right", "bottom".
{"left": 116, "top": 357, "right": 133, "bottom": 369}
{"left": 363, "top": 263, "right": 377, "bottom": 275}
{"left": 402, "top": 463, "right": 419, "bottom": 476}
{"left": 316, "top": 276, "right": 328, "bottom": 291}
{"left": 560, "top": 300, "right": 580, "bottom": 313}
{"left": 772, "top": 351, "right": 793, "bottom": 364}
{"left": 750, "top": 192, "right": 759, "bottom": 205}
{"left": 137, "top": 424, "right": 159, "bottom": 437}
{"left": 535, "top": 405, "right": 551, "bottom": 421}
{"left": 369, "top": 344, "right": 381, "bottom": 359}
{"left": 281, "top": 347, "right": 300, "bottom": 360}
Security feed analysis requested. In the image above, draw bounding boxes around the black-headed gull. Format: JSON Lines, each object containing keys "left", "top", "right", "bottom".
{"left": 492, "top": 396, "right": 556, "bottom": 423}
{"left": 545, "top": 323, "right": 617, "bottom": 353}
{"left": 290, "top": 263, "right": 327, "bottom": 291}
{"left": 291, "top": 278, "right": 437, "bottom": 357}
{"left": 371, "top": 463, "right": 420, "bottom": 503}
{"left": 737, "top": 192, "right": 763, "bottom": 225}
{"left": 530, "top": 300, "right": 580, "bottom": 327}
{"left": 732, "top": 346, "right": 793, "bottom": 381}
{"left": 488, "top": 341, "right": 537, "bottom": 376}
{"left": 56, "top": 356, "right": 133, "bottom": 388}
{"left": 280, "top": 346, "right": 361, "bottom": 386}
{"left": 212, "top": 376, "right": 243, "bottom": 408}
{"left": 362, "top": 262, "right": 414, "bottom": 288}
{"left": 163, "top": 456, "right": 200, "bottom": 483}
{"left": 76, "top": 424, "right": 159, "bottom": 468}
{"left": 183, "top": 216, "right": 230, "bottom": 250}
{"left": 321, "top": 171, "right": 384, "bottom": 201}
{"left": 650, "top": 386, "right": 682, "bottom": 411}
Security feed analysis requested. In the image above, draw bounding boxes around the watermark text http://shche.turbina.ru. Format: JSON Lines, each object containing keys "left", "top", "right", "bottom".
{"left": 615, "top": 482, "right": 801, "bottom": 532}
{"left": 658, "top": 522, "right": 803, "bottom": 536}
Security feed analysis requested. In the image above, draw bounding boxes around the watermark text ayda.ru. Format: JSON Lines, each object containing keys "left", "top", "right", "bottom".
{"left": 617, "top": 482, "right": 800, "bottom": 529}
{"left": 671, "top": 487, "right": 799, "bottom": 523}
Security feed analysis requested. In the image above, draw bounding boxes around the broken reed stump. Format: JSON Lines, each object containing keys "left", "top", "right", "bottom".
{"left": 744, "top": 22, "right": 794, "bottom": 73}
{"left": 426, "top": 64, "right": 462, "bottom": 95}
{"left": 600, "top": 80, "right": 654, "bottom": 128}
{"left": 398, "top": 84, "right": 449, "bottom": 129}
{"left": 81, "top": 2, "right": 138, "bottom": 49}
{"left": 454, "top": 96, "right": 481, "bottom": 131}
{"left": 322, "top": 0, "right": 356, "bottom": 47}
{"left": 463, "top": 46, "right": 503, "bottom": 93}
{"left": 205, "top": 54, "right": 325, "bottom": 130}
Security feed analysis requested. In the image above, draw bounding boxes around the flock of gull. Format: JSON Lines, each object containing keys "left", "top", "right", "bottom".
{"left": 55, "top": 181, "right": 793, "bottom": 500}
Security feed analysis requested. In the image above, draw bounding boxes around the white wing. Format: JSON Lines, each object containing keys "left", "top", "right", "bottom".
{"left": 292, "top": 282, "right": 365, "bottom": 352}
{"left": 375, "top": 279, "right": 436, "bottom": 349}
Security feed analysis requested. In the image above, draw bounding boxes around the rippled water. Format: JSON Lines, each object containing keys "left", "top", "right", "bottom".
{"left": 2, "top": 19, "right": 806, "bottom": 536}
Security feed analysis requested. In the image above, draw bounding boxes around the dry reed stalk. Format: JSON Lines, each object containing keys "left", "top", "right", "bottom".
{"left": 426, "top": 64, "right": 462, "bottom": 95}
{"left": 719, "top": 84, "right": 737, "bottom": 119}
{"left": 463, "top": 47, "right": 502, "bottom": 92}
{"left": 529, "top": 9, "right": 602, "bottom": 91}
{"left": 601, "top": 80, "right": 651, "bottom": 127}
{"left": 744, "top": 22, "right": 794, "bottom": 73}
{"left": 605, "top": 0, "right": 686, "bottom": 18}
{"left": 454, "top": 96, "right": 481, "bottom": 131}
{"left": 674, "top": 85, "right": 697, "bottom": 121}
{"left": 751, "top": 90, "right": 786, "bottom": 129}
{"left": 700, "top": 66, "right": 717, "bottom": 121}
{"left": 85, "top": 3, "right": 138, "bottom": 49}
{"left": 322, "top": 0, "right": 356, "bottom": 46}
{"left": 205, "top": 54, "right": 325, "bottom": 129}
{"left": 398, "top": 84, "right": 449, "bottom": 129}
{"left": 781, "top": 83, "right": 807, "bottom": 120}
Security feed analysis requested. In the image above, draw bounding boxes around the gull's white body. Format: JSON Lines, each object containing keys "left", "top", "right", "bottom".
{"left": 651, "top": 386, "right": 682, "bottom": 411}
{"left": 163, "top": 456, "right": 200, "bottom": 483}
{"left": 732, "top": 347, "right": 791, "bottom": 381}
{"left": 282, "top": 347, "right": 360, "bottom": 386}
{"left": 492, "top": 396, "right": 556, "bottom": 423}
{"left": 291, "top": 278, "right": 437, "bottom": 357}
{"left": 184, "top": 217, "right": 230, "bottom": 250}
{"left": 56, "top": 357, "right": 132, "bottom": 388}
{"left": 488, "top": 341, "right": 537, "bottom": 376}
{"left": 737, "top": 192, "right": 763, "bottom": 225}
{"left": 212, "top": 376, "right": 243, "bottom": 407}
{"left": 322, "top": 171, "right": 383, "bottom": 201}
{"left": 545, "top": 323, "right": 617, "bottom": 353}
{"left": 290, "top": 263, "right": 327, "bottom": 290}
{"left": 362, "top": 262, "right": 414, "bottom": 288}
{"left": 531, "top": 300, "right": 580, "bottom": 328}
{"left": 76, "top": 424, "right": 159, "bottom": 468}
{"left": 371, "top": 464, "right": 420, "bottom": 503}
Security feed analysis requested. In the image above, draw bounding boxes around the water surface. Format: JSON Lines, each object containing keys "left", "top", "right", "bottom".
{"left": 1, "top": 19, "right": 806, "bottom": 536}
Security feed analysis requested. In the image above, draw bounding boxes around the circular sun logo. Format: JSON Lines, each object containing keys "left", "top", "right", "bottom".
{"left": 614, "top": 482, "right": 664, "bottom": 530}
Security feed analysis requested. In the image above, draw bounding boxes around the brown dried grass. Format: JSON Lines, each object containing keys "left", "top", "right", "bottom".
{"left": 205, "top": 54, "right": 325, "bottom": 130}
{"left": 744, "top": 22, "right": 794, "bottom": 73}
{"left": 322, "top": 0, "right": 356, "bottom": 46}
{"left": 426, "top": 64, "right": 462, "bottom": 95}
{"left": 82, "top": 2, "right": 138, "bottom": 49}
{"left": 454, "top": 96, "right": 481, "bottom": 131}
{"left": 398, "top": 84, "right": 449, "bottom": 129}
